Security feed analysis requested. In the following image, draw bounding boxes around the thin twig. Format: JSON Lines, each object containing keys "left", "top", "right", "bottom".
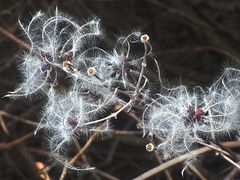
{"left": 94, "top": 169, "right": 120, "bottom": 180}
{"left": 197, "top": 141, "right": 230, "bottom": 156}
{"left": 221, "top": 153, "right": 240, "bottom": 171}
{"left": 59, "top": 132, "right": 98, "bottom": 180}
{"left": 73, "top": 140, "right": 101, "bottom": 180}
{"left": 224, "top": 167, "right": 240, "bottom": 180}
{"left": 0, "top": 131, "right": 34, "bottom": 149}
{"left": 0, "top": 26, "right": 31, "bottom": 50}
{"left": 189, "top": 165, "right": 207, "bottom": 180}
{"left": 0, "top": 50, "right": 20, "bottom": 73}
{"left": 133, "top": 42, "right": 148, "bottom": 97}
{"left": 133, "top": 141, "right": 240, "bottom": 180}
{"left": 194, "top": 46, "right": 240, "bottom": 61}
{"left": 153, "top": 150, "right": 173, "bottom": 180}
{"left": 0, "top": 115, "right": 9, "bottom": 135}
{"left": 82, "top": 99, "right": 133, "bottom": 126}
{"left": 110, "top": 130, "right": 142, "bottom": 136}
{"left": 26, "top": 147, "right": 49, "bottom": 156}
{"left": 216, "top": 142, "right": 239, "bottom": 161}
{"left": 0, "top": 1, "right": 22, "bottom": 16}
{"left": 0, "top": 111, "right": 37, "bottom": 127}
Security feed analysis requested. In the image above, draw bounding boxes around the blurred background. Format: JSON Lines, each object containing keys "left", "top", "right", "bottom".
{"left": 1, "top": 0, "right": 240, "bottom": 179}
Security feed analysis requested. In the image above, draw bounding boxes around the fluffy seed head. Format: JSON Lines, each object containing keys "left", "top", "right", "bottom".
{"left": 143, "top": 68, "right": 240, "bottom": 160}
{"left": 6, "top": 9, "right": 156, "bottom": 171}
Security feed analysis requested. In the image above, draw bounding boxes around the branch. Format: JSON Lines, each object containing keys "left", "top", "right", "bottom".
{"left": 133, "top": 141, "right": 240, "bottom": 180}
{"left": 59, "top": 132, "right": 98, "bottom": 180}
{"left": 0, "top": 131, "right": 34, "bottom": 149}
{"left": 0, "top": 26, "right": 31, "bottom": 50}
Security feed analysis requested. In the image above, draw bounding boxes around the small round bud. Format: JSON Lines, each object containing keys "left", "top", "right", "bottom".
{"left": 35, "top": 161, "right": 50, "bottom": 180}
{"left": 35, "top": 161, "right": 45, "bottom": 170}
{"left": 114, "top": 104, "right": 123, "bottom": 112}
{"left": 136, "top": 122, "right": 143, "bottom": 129}
{"left": 87, "top": 67, "right": 97, "bottom": 76}
{"left": 146, "top": 143, "right": 155, "bottom": 152}
{"left": 141, "top": 62, "right": 147, "bottom": 67}
{"left": 62, "top": 60, "right": 72, "bottom": 71}
{"left": 141, "top": 34, "right": 150, "bottom": 43}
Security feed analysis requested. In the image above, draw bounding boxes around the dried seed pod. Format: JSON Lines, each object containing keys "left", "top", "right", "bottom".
{"left": 146, "top": 143, "right": 155, "bottom": 152}
{"left": 62, "top": 60, "right": 72, "bottom": 71}
{"left": 140, "top": 34, "right": 150, "bottom": 44}
{"left": 35, "top": 161, "right": 45, "bottom": 170}
{"left": 35, "top": 161, "right": 50, "bottom": 180}
{"left": 114, "top": 104, "right": 123, "bottom": 112}
{"left": 87, "top": 67, "right": 97, "bottom": 76}
{"left": 141, "top": 62, "right": 147, "bottom": 68}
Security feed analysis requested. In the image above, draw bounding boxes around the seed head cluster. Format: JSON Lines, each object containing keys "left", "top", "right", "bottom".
{"left": 143, "top": 68, "right": 240, "bottom": 161}
{"left": 7, "top": 9, "right": 152, "bottom": 170}
{"left": 7, "top": 9, "right": 240, "bottom": 171}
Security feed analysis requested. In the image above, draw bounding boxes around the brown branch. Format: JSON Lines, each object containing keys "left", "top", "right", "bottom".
{"left": 194, "top": 46, "right": 240, "bottom": 61}
{"left": 189, "top": 165, "right": 207, "bottom": 180}
{"left": 147, "top": 0, "right": 211, "bottom": 30}
{"left": 94, "top": 169, "right": 120, "bottom": 180}
{"left": 221, "top": 153, "right": 240, "bottom": 171}
{"left": 110, "top": 130, "right": 142, "bottom": 136}
{"left": 0, "top": 26, "right": 31, "bottom": 50}
{"left": 0, "top": 50, "right": 20, "bottom": 73}
{"left": 0, "top": 110, "right": 37, "bottom": 127}
{"left": 73, "top": 140, "right": 101, "bottom": 180}
{"left": 153, "top": 150, "right": 173, "bottom": 180}
{"left": 26, "top": 147, "right": 49, "bottom": 156}
{"left": 0, "top": 131, "right": 34, "bottom": 149}
{"left": 69, "top": 133, "right": 97, "bottom": 164}
{"left": 59, "top": 132, "right": 98, "bottom": 180}
{"left": 224, "top": 167, "right": 240, "bottom": 180}
{"left": 133, "top": 141, "right": 240, "bottom": 180}
{"left": 124, "top": 110, "right": 173, "bottom": 180}
{"left": 0, "top": 115, "right": 9, "bottom": 135}
{"left": 0, "top": 1, "right": 22, "bottom": 16}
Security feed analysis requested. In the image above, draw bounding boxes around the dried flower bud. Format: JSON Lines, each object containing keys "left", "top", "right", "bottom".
{"left": 114, "top": 104, "right": 122, "bottom": 112}
{"left": 87, "top": 67, "right": 97, "bottom": 76}
{"left": 141, "top": 34, "right": 150, "bottom": 43}
{"left": 35, "top": 161, "right": 45, "bottom": 170}
{"left": 146, "top": 143, "right": 155, "bottom": 152}
{"left": 141, "top": 62, "right": 147, "bottom": 68}
{"left": 35, "top": 161, "right": 50, "bottom": 180}
{"left": 66, "top": 51, "right": 73, "bottom": 61}
{"left": 62, "top": 60, "right": 73, "bottom": 71}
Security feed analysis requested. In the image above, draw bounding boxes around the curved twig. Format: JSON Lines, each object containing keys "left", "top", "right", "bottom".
{"left": 133, "top": 141, "right": 240, "bottom": 180}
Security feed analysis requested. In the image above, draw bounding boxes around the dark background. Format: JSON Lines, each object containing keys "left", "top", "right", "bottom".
{"left": 1, "top": 0, "right": 240, "bottom": 179}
